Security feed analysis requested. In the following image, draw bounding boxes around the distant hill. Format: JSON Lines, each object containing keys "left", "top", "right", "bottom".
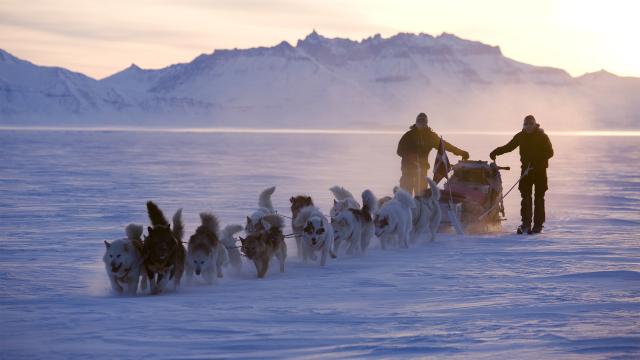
{"left": 1, "top": 31, "right": 639, "bottom": 130}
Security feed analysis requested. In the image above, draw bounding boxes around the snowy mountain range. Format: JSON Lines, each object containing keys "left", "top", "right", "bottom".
{"left": 1, "top": 31, "right": 639, "bottom": 130}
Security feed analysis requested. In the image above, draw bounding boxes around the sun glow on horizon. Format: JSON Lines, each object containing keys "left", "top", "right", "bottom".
{"left": 1, "top": 0, "right": 639, "bottom": 79}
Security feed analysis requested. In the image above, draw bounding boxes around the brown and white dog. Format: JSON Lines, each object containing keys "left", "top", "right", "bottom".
{"left": 103, "top": 224, "right": 146, "bottom": 295}
{"left": 290, "top": 195, "right": 314, "bottom": 259}
{"left": 186, "top": 212, "right": 228, "bottom": 285}
{"left": 240, "top": 214, "right": 287, "bottom": 278}
{"left": 143, "top": 201, "right": 186, "bottom": 294}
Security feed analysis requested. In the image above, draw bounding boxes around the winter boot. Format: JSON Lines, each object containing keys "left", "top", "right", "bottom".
{"left": 530, "top": 224, "right": 543, "bottom": 234}
{"left": 517, "top": 224, "right": 530, "bottom": 234}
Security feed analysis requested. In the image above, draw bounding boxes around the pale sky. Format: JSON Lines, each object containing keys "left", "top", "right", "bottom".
{"left": 1, "top": 0, "right": 639, "bottom": 80}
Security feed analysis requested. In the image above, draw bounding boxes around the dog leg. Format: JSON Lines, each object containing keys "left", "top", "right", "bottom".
{"left": 279, "top": 254, "right": 285, "bottom": 272}
{"left": 139, "top": 271, "right": 149, "bottom": 292}
{"left": 204, "top": 269, "right": 214, "bottom": 285}
{"left": 185, "top": 266, "right": 194, "bottom": 286}
{"left": 320, "top": 247, "right": 328, "bottom": 266}
{"left": 399, "top": 229, "right": 409, "bottom": 249}
{"left": 258, "top": 256, "right": 270, "bottom": 278}
{"left": 254, "top": 259, "right": 262, "bottom": 278}
{"left": 150, "top": 273, "right": 163, "bottom": 295}
{"left": 108, "top": 275, "right": 123, "bottom": 294}
{"left": 296, "top": 236, "right": 303, "bottom": 258}
{"left": 126, "top": 278, "right": 138, "bottom": 296}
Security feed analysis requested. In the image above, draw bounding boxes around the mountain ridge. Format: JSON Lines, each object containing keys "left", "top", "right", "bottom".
{"left": 1, "top": 31, "right": 638, "bottom": 130}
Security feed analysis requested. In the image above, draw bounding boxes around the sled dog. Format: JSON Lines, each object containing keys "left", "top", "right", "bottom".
{"left": 332, "top": 190, "right": 376, "bottom": 255}
{"left": 290, "top": 195, "right": 314, "bottom": 259}
{"left": 144, "top": 201, "right": 186, "bottom": 294}
{"left": 374, "top": 187, "right": 415, "bottom": 249}
{"left": 186, "top": 212, "right": 229, "bottom": 284}
{"left": 294, "top": 206, "right": 335, "bottom": 266}
{"left": 329, "top": 186, "right": 361, "bottom": 219}
{"left": 220, "top": 224, "right": 244, "bottom": 272}
{"left": 412, "top": 177, "right": 442, "bottom": 243}
{"left": 246, "top": 186, "right": 277, "bottom": 235}
{"left": 240, "top": 214, "right": 287, "bottom": 278}
{"left": 103, "top": 224, "right": 145, "bottom": 295}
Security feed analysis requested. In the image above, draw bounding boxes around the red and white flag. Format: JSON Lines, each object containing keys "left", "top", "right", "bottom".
{"left": 433, "top": 136, "right": 450, "bottom": 184}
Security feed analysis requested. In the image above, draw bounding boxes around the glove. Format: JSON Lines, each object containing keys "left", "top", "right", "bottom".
{"left": 489, "top": 151, "right": 497, "bottom": 161}
{"left": 460, "top": 151, "right": 469, "bottom": 160}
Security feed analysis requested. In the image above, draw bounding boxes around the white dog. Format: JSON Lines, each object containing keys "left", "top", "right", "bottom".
{"left": 329, "top": 186, "right": 361, "bottom": 219}
{"left": 412, "top": 177, "right": 442, "bottom": 243}
{"left": 246, "top": 186, "right": 277, "bottom": 235}
{"left": 332, "top": 189, "right": 377, "bottom": 256}
{"left": 186, "top": 213, "right": 229, "bottom": 285}
{"left": 374, "top": 187, "right": 415, "bottom": 249}
{"left": 103, "top": 224, "right": 145, "bottom": 295}
{"left": 220, "top": 224, "right": 244, "bottom": 272}
{"left": 294, "top": 206, "right": 335, "bottom": 266}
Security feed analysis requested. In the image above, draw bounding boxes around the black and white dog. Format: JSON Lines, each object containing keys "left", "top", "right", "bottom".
{"left": 294, "top": 206, "right": 335, "bottom": 266}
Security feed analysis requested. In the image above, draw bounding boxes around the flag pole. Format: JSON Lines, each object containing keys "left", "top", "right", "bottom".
{"left": 439, "top": 136, "right": 465, "bottom": 235}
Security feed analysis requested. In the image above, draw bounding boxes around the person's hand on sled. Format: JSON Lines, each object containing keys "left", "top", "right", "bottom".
{"left": 460, "top": 150, "right": 470, "bottom": 161}
{"left": 489, "top": 151, "right": 497, "bottom": 161}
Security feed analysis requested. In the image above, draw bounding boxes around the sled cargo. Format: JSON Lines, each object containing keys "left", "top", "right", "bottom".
{"left": 439, "top": 160, "right": 509, "bottom": 233}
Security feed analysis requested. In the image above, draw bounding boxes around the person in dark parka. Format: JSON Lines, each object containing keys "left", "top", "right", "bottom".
{"left": 397, "top": 113, "right": 469, "bottom": 196}
{"left": 490, "top": 114, "right": 554, "bottom": 234}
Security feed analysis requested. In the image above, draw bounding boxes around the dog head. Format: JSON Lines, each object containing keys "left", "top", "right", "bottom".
{"left": 103, "top": 239, "right": 139, "bottom": 275}
{"left": 187, "top": 243, "right": 212, "bottom": 276}
{"left": 239, "top": 233, "right": 266, "bottom": 260}
{"left": 330, "top": 199, "right": 352, "bottom": 219}
{"left": 303, "top": 216, "right": 329, "bottom": 249}
{"left": 331, "top": 211, "right": 352, "bottom": 243}
{"left": 374, "top": 212, "right": 394, "bottom": 238}
{"left": 245, "top": 207, "right": 272, "bottom": 234}
{"left": 290, "top": 195, "right": 314, "bottom": 219}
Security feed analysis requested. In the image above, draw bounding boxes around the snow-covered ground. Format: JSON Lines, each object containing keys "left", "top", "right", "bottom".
{"left": 1, "top": 129, "right": 639, "bottom": 359}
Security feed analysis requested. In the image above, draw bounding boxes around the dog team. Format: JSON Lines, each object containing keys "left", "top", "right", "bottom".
{"left": 103, "top": 178, "right": 441, "bottom": 295}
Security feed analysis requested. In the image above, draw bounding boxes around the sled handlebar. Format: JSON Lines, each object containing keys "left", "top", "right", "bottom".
{"left": 496, "top": 166, "right": 510, "bottom": 171}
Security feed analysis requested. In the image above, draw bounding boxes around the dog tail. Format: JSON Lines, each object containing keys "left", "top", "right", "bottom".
{"left": 394, "top": 188, "right": 416, "bottom": 209}
{"left": 361, "top": 189, "right": 377, "bottom": 215}
{"left": 329, "top": 185, "right": 355, "bottom": 201}
{"left": 200, "top": 212, "right": 220, "bottom": 235}
{"left": 258, "top": 186, "right": 276, "bottom": 212}
{"left": 172, "top": 208, "right": 184, "bottom": 241}
{"left": 125, "top": 223, "right": 143, "bottom": 240}
{"left": 426, "top": 177, "right": 441, "bottom": 202}
{"left": 147, "top": 201, "right": 169, "bottom": 226}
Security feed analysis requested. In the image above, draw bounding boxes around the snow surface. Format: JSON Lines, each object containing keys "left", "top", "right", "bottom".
{"left": 1, "top": 130, "right": 639, "bottom": 359}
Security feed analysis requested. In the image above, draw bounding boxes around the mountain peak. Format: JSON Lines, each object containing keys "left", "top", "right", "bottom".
{"left": 0, "top": 48, "right": 21, "bottom": 64}
{"left": 302, "top": 29, "right": 326, "bottom": 44}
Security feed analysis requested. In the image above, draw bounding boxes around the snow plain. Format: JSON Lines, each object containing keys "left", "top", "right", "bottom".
{"left": 1, "top": 129, "right": 639, "bottom": 359}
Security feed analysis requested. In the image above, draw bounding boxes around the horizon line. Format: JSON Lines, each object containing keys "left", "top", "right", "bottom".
{"left": 1, "top": 126, "right": 639, "bottom": 137}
